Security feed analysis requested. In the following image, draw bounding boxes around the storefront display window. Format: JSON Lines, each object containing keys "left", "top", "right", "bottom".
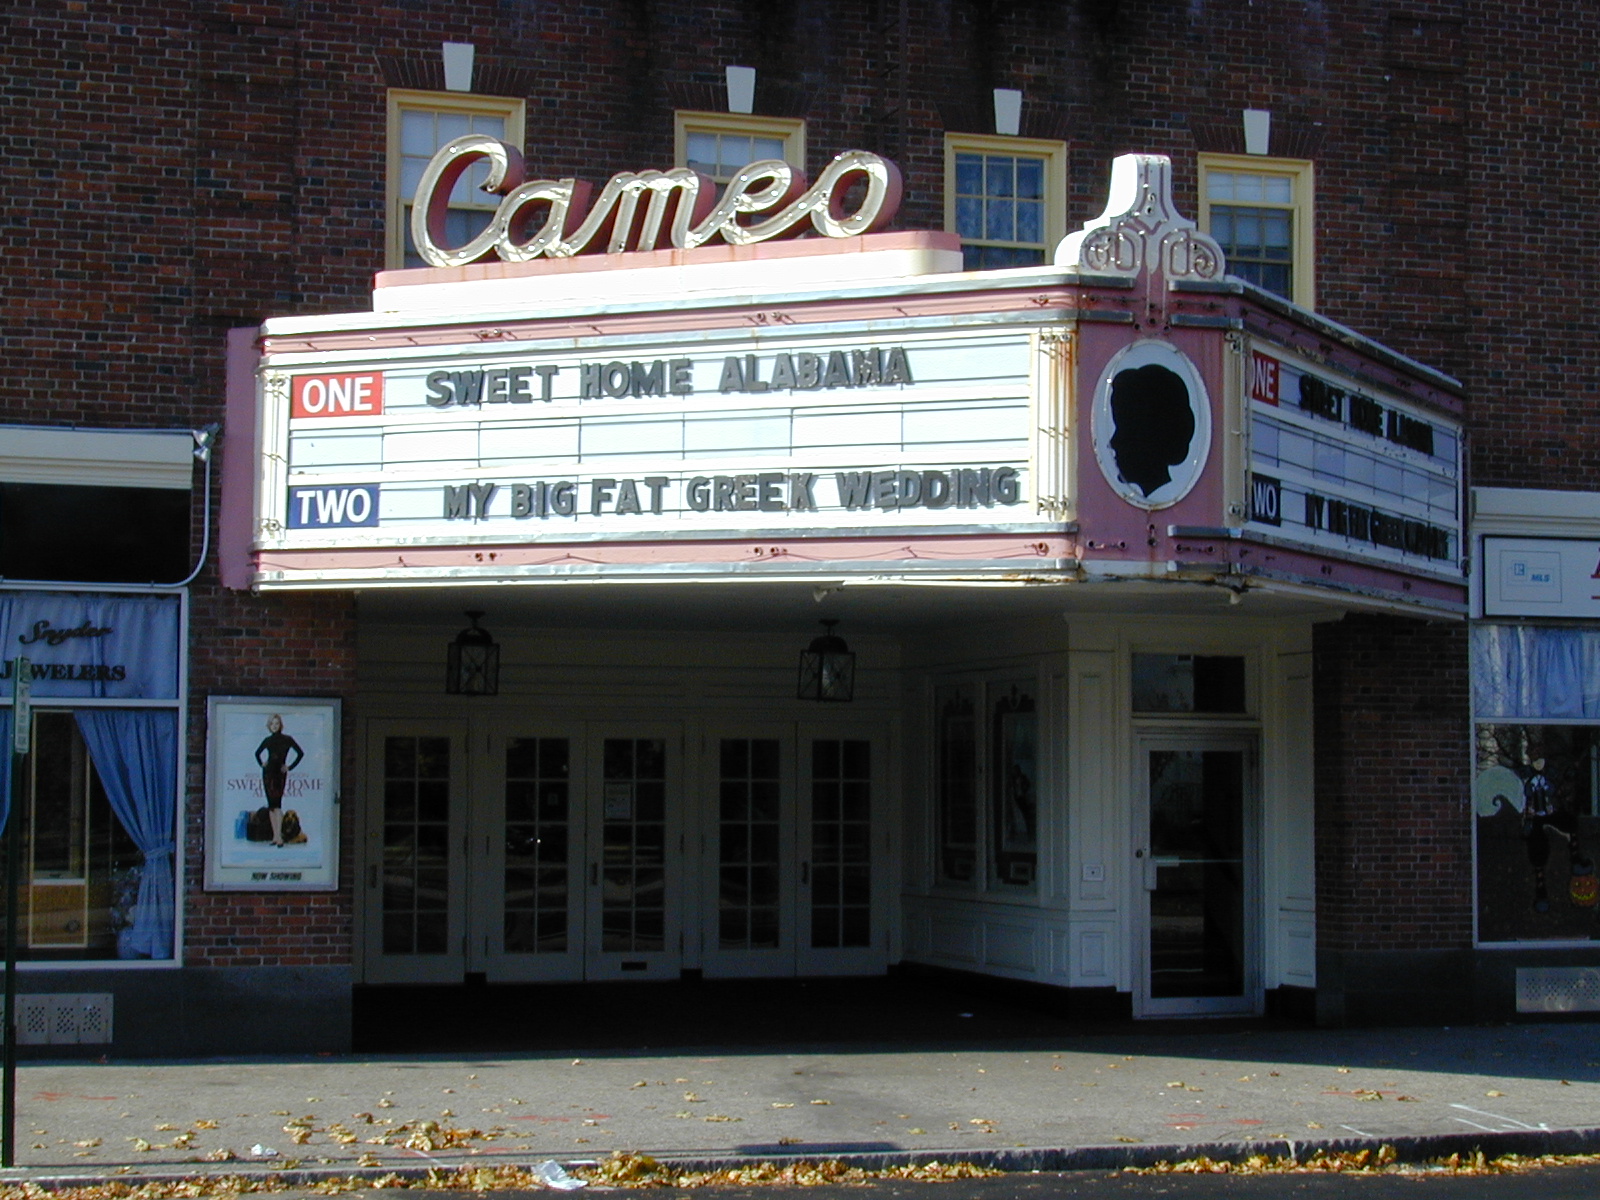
{"left": 1474, "top": 625, "right": 1600, "bottom": 942}
{"left": 0, "top": 591, "right": 183, "bottom": 963}
{"left": 990, "top": 683, "right": 1037, "bottom": 889}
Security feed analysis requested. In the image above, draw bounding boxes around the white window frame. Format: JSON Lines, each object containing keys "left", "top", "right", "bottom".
{"left": 385, "top": 89, "right": 526, "bottom": 269}
{"left": 943, "top": 133, "right": 1067, "bottom": 269}
{"left": 1198, "top": 153, "right": 1316, "bottom": 310}
{"left": 673, "top": 111, "right": 806, "bottom": 183}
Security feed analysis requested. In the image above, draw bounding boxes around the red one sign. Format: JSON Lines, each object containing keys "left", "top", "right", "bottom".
{"left": 1250, "top": 352, "right": 1280, "bottom": 405}
{"left": 292, "top": 372, "right": 384, "bottom": 418}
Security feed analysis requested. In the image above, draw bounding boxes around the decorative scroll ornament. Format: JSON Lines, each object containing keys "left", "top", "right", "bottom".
{"left": 1054, "top": 153, "right": 1225, "bottom": 283}
{"left": 411, "top": 135, "right": 904, "bottom": 268}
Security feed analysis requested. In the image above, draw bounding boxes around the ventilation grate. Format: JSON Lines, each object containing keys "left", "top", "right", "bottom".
{"left": 1515, "top": 967, "right": 1600, "bottom": 1014}
{"left": 6, "top": 994, "right": 115, "bottom": 1045}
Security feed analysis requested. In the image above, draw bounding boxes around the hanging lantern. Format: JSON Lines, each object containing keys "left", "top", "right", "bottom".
{"left": 446, "top": 610, "right": 500, "bottom": 696}
{"left": 796, "top": 619, "right": 855, "bottom": 702}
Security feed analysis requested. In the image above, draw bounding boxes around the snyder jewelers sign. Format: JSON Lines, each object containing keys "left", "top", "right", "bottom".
{"left": 1243, "top": 342, "right": 1462, "bottom": 575}
{"left": 257, "top": 329, "right": 1035, "bottom": 548}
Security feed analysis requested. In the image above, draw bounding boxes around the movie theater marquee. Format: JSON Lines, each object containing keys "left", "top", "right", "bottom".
{"left": 255, "top": 326, "right": 1039, "bottom": 548}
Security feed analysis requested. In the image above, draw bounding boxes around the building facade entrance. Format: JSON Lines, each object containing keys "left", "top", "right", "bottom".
{"left": 362, "top": 717, "right": 889, "bottom": 984}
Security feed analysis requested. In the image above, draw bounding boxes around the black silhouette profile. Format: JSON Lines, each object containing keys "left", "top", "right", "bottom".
{"left": 1108, "top": 363, "right": 1196, "bottom": 498}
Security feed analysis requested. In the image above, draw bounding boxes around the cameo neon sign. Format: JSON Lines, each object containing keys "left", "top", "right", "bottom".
{"left": 411, "top": 134, "right": 903, "bottom": 268}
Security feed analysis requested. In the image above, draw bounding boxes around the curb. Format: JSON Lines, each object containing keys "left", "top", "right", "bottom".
{"left": 4, "top": 1126, "right": 1600, "bottom": 1189}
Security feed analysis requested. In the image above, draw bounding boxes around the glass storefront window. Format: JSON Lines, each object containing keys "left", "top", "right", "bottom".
{"left": 1473, "top": 625, "right": 1600, "bottom": 942}
{"left": 5, "top": 711, "right": 172, "bottom": 960}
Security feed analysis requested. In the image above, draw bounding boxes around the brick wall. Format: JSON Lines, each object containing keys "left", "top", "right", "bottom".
{"left": 1313, "top": 614, "right": 1473, "bottom": 953}
{"left": 183, "top": 588, "right": 358, "bottom": 967}
{"left": 4, "top": 0, "right": 1587, "bottom": 972}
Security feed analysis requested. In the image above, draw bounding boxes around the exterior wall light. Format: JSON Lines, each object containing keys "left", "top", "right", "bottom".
{"left": 446, "top": 610, "right": 500, "bottom": 695}
{"left": 796, "top": 619, "right": 855, "bottom": 702}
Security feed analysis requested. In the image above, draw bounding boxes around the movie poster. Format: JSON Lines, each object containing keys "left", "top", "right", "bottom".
{"left": 1475, "top": 723, "right": 1600, "bottom": 942}
{"left": 205, "top": 696, "right": 341, "bottom": 890}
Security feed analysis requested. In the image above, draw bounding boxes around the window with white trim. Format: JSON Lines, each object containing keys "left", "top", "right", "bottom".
{"left": 1198, "top": 154, "right": 1315, "bottom": 309}
{"left": 386, "top": 90, "right": 525, "bottom": 269}
{"left": 944, "top": 134, "right": 1067, "bottom": 270}
{"left": 674, "top": 111, "right": 805, "bottom": 183}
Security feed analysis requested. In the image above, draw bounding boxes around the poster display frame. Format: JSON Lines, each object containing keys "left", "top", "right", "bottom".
{"left": 204, "top": 695, "right": 341, "bottom": 891}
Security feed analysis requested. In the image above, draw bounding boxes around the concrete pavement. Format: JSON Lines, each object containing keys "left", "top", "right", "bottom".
{"left": 3, "top": 1021, "right": 1599, "bottom": 1184}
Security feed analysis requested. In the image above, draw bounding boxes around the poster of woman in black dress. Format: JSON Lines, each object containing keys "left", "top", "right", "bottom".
{"left": 256, "top": 713, "right": 305, "bottom": 846}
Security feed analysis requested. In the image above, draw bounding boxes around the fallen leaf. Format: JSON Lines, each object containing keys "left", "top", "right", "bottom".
{"left": 441, "top": 1108, "right": 455, "bottom": 1117}
{"left": 205, "top": 1148, "right": 236, "bottom": 1162}
{"left": 630, "top": 1081, "right": 648, "bottom": 1089}
{"left": 683, "top": 1092, "right": 701, "bottom": 1102}
{"left": 1166, "top": 1081, "right": 1185, "bottom": 1088}
{"left": 358, "top": 1153, "right": 381, "bottom": 1168}
{"left": 907, "top": 1128, "right": 926, "bottom": 1134}
{"left": 75, "top": 1138, "right": 101, "bottom": 1148}
{"left": 1396, "top": 1095, "right": 1420, "bottom": 1102}
{"left": 1238, "top": 1076, "right": 1252, "bottom": 1082}
{"left": 155, "top": 1123, "right": 178, "bottom": 1132}
{"left": 442, "top": 1088, "right": 455, "bottom": 1094}
{"left": 778, "top": 1137, "right": 802, "bottom": 1146}
{"left": 272, "top": 1110, "right": 291, "bottom": 1116}
{"left": 771, "top": 1102, "right": 794, "bottom": 1109}
{"left": 193, "top": 1120, "right": 220, "bottom": 1130}
{"left": 131, "top": 1138, "right": 152, "bottom": 1152}
{"left": 1307, "top": 1122, "right": 1323, "bottom": 1129}
{"left": 704, "top": 1114, "right": 741, "bottom": 1122}
{"left": 810, "top": 1099, "right": 831, "bottom": 1105}
{"left": 377, "top": 1099, "right": 394, "bottom": 1108}
{"left": 1116, "top": 1136, "right": 1141, "bottom": 1143}
{"left": 1487, "top": 1090, "right": 1505, "bottom": 1097}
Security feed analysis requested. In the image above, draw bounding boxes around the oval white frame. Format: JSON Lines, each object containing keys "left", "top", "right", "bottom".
{"left": 1090, "top": 339, "right": 1212, "bottom": 511}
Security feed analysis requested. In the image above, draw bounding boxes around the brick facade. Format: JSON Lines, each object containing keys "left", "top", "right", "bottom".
{"left": 3, "top": 1, "right": 1594, "bottom": 1036}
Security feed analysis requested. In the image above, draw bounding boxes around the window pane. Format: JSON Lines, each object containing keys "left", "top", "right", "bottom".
{"left": 954, "top": 154, "right": 983, "bottom": 195}
{"left": 955, "top": 195, "right": 983, "bottom": 239}
{"left": 1264, "top": 175, "right": 1293, "bottom": 203}
{"left": 985, "top": 199, "right": 1015, "bottom": 241}
{"left": 1016, "top": 199, "right": 1043, "bottom": 244}
{"left": 686, "top": 132, "right": 718, "bottom": 174}
{"left": 437, "top": 112, "right": 470, "bottom": 143}
{"left": 401, "top": 110, "right": 436, "bottom": 156}
{"left": 985, "top": 156, "right": 1015, "bottom": 198}
{"left": 752, "top": 136, "right": 785, "bottom": 161}
{"left": 1015, "top": 157, "right": 1044, "bottom": 199}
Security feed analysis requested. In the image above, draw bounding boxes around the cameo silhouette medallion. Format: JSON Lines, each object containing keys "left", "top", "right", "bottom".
{"left": 1091, "top": 341, "right": 1212, "bottom": 510}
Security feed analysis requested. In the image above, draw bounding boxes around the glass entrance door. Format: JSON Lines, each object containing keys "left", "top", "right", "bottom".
{"left": 365, "top": 721, "right": 468, "bottom": 984}
{"left": 700, "top": 727, "right": 888, "bottom": 978}
{"left": 585, "top": 729, "right": 682, "bottom": 980}
{"left": 475, "top": 728, "right": 586, "bottom": 981}
{"left": 1134, "top": 736, "right": 1259, "bottom": 1016}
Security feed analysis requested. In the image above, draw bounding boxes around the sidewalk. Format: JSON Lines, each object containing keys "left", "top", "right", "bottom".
{"left": 5, "top": 1020, "right": 1599, "bottom": 1184}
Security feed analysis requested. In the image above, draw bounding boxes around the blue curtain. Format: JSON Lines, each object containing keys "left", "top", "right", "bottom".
{"left": 74, "top": 710, "right": 178, "bottom": 960}
{"left": 1473, "top": 624, "right": 1600, "bottom": 720}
